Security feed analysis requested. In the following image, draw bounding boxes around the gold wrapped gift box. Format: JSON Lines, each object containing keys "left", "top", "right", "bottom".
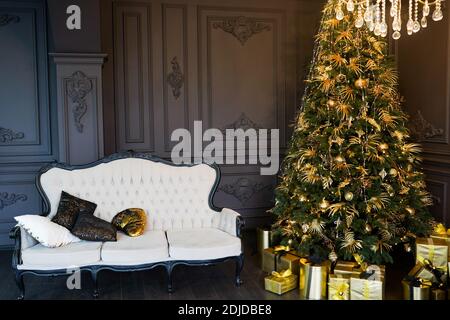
{"left": 299, "top": 258, "right": 330, "bottom": 300}
{"left": 261, "top": 247, "right": 301, "bottom": 275}
{"left": 431, "top": 287, "right": 447, "bottom": 300}
{"left": 430, "top": 224, "right": 450, "bottom": 259}
{"left": 408, "top": 262, "right": 436, "bottom": 283}
{"left": 402, "top": 278, "right": 431, "bottom": 300}
{"left": 328, "top": 274, "right": 350, "bottom": 300}
{"left": 264, "top": 270, "right": 298, "bottom": 295}
{"left": 256, "top": 227, "right": 273, "bottom": 255}
{"left": 415, "top": 238, "right": 448, "bottom": 276}
{"left": 349, "top": 266, "right": 385, "bottom": 300}
{"left": 333, "top": 260, "right": 364, "bottom": 277}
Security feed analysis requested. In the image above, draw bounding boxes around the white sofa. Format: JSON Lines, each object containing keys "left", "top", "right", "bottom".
{"left": 10, "top": 152, "right": 244, "bottom": 299}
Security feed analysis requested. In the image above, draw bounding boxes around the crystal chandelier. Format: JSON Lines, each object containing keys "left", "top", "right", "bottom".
{"left": 335, "top": 0, "right": 444, "bottom": 39}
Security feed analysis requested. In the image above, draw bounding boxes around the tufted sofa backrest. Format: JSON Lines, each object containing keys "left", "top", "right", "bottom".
{"left": 39, "top": 158, "right": 221, "bottom": 231}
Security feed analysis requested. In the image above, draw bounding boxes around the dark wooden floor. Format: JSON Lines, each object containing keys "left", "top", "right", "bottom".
{"left": 0, "top": 231, "right": 414, "bottom": 300}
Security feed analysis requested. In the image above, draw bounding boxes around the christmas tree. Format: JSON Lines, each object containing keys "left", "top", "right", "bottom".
{"left": 271, "top": 0, "right": 435, "bottom": 264}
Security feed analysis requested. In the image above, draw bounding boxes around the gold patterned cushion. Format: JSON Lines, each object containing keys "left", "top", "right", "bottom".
{"left": 112, "top": 208, "right": 147, "bottom": 237}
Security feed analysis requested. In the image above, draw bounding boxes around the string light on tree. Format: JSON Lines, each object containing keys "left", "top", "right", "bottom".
{"left": 336, "top": 0, "right": 445, "bottom": 39}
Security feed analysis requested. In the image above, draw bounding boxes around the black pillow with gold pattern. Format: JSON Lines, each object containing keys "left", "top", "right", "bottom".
{"left": 112, "top": 208, "right": 147, "bottom": 237}
{"left": 52, "top": 191, "right": 97, "bottom": 230}
{"left": 71, "top": 213, "right": 117, "bottom": 242}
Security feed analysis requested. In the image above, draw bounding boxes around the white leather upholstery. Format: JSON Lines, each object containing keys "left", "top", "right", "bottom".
{"left": 20, "top": 241, "right": 102, "bottom": 270}
{"left": 18, "top": 157, "right": 242, "bottom": 270}
{"left": 101, "top": 230, "right": 169, "bottom": 265}
{"left": 40, "top": 159, "right": 222, "bottom": 231}
{"left": 167, "top": 228, "right": 242, "bottom": 260}
{"left": 217, "top": 208, "right": 240, "bottom": 237}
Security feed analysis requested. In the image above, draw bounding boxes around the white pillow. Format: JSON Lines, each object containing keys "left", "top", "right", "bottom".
{"left": 14, "top": 215, "right": 81, "bottom": 248}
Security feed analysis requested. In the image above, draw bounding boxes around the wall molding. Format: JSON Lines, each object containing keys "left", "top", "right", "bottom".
{"left": 212, "top": 16, "right": 271, "bottom": 45}
{"left": 221, "top": 112, "right": 263, "bottom": 134}
{"left": 50, "top": 53, "right": 106, "bottom": 165}
{"left": 0, "top": 192, "right": 27, "bottom": 210}
{"left": 0, "top": 127, "right": 24, "bottom": 143}
{"left": 410, "top": 110, "right": 445, "bottom": 142}
{"left": 67, "top": 71, "right": 93, "bottom": 133}
{"left": 219, "top": 177, "right": 272, "bottom": 204}
{"left": 167, "top": 56, "right": 184, "bottom": 99}
{"left": 0, "top": 14, "right": 20, "bottom": 27}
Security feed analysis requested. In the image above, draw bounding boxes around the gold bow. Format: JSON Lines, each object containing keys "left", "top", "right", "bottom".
{"left": 434, "top": 223, "right": 450, "bottom": 236}
{"left": 271, "top": 269, "right": 292, "bottom": 278}
{"left": 274, "top": 245, "right": 290, "bottom": 253}
{"left": 353, "top": 254, "right": 368, "bottom": 271}
{"left": 330, "top": 282, "right": 349, "bottom": 300}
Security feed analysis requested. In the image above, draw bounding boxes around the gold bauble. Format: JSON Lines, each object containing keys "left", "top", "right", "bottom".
{"left": 378, "top": 143, "right": 389, "bottom": 153}
{"left": 405, "top": 206, "right": 416, "bottom": 216}
{"left": 299, "top": 194, "right": 308, "bottom": 202}
{"left": 344, "top": 192, "right": 354, "bottom": 201}
{"left": 319, "top": 199, "right": 330, "bottom": 210}
{"left": 355, "top": 78, "right": 369, "bottom": 89}
{"left": 389, "top": 168, "right": 398, "bottom": 177}
{"left": 288, "top": 239, "right": 293, "bottom": 246}
{"left": 327, "top": 99, "right": 336, "bottom": 107}
{"left": 335, "top": 155, "right": 346, "bottom": 164}
{"left": 365, "top": 224, "right": 372, "bottom": 233}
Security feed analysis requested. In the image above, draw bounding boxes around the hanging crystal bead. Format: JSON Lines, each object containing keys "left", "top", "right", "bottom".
{"left": 347, "top": 0, "right": 355, "bottom": 12}
{"left": 433, "top": 0, "right": 443, "bottom": 21}
{"left": 421, "top": 16, "right": 428, "bottom": 28}
{"left": 393, "top": 31, "right": 401, "bottom": 40}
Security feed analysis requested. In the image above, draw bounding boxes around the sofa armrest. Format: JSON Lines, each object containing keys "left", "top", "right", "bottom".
{"left": 9, "top": 226, "right": 22, "bottom": 269}
{"left": 218, "top": 208, "right": 245, "bottom": 238}
{"left": 9, "top": 225, "right": 38, "bottom": 269}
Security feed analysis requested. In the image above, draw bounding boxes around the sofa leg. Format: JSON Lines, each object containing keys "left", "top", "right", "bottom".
{"left": 15, "top": 271, "right": 25, "bottom": 300}
{"left": 235, "top": 254, "right": 244, "bottom": 287}
{"left": 91, "top": 269, "right": 99, "bottom": 299}
{"left": 166, "top": 263, "right": 174, "bottom": 294}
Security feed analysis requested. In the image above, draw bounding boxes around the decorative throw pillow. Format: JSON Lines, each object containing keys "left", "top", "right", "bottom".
{"left": 14, "top": 215, "right": 81, "bottom": 248}
{"left": 71, "top": 213, "right": 117, "bottom": 242}
{"left": 52, "top": 191, "right": 97, "bottom": 230}
{"left": 112, "top": 208, "right": 147, "bottom": 237}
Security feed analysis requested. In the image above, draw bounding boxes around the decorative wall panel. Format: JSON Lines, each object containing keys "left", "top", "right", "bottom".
{"left": 114, "top": 2, "right": 155, "bottom": 152}
{"left": 51, "top": 53, "right": 106, "bottom": 165}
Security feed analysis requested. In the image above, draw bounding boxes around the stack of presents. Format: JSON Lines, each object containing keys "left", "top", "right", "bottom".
{"left": 258, "top": 224, "right": 450, "bottom": 300}
{"left": 402, "top": 224, "right": 450, "bottom": 300}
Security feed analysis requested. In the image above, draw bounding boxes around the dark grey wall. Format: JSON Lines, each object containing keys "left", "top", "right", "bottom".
{"left": 0, "top": 0, "right": 104, "bottom": 248}
{"left": 46, "top": 0, "right": 101, "bottom": 53}
{"left": 0, "top": 0, "right": 56, "bottom": 248}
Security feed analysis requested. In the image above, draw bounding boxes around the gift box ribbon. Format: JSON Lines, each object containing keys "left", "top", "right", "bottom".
{"left": 330, "top": 281, "right": 349, "bottom": 300}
